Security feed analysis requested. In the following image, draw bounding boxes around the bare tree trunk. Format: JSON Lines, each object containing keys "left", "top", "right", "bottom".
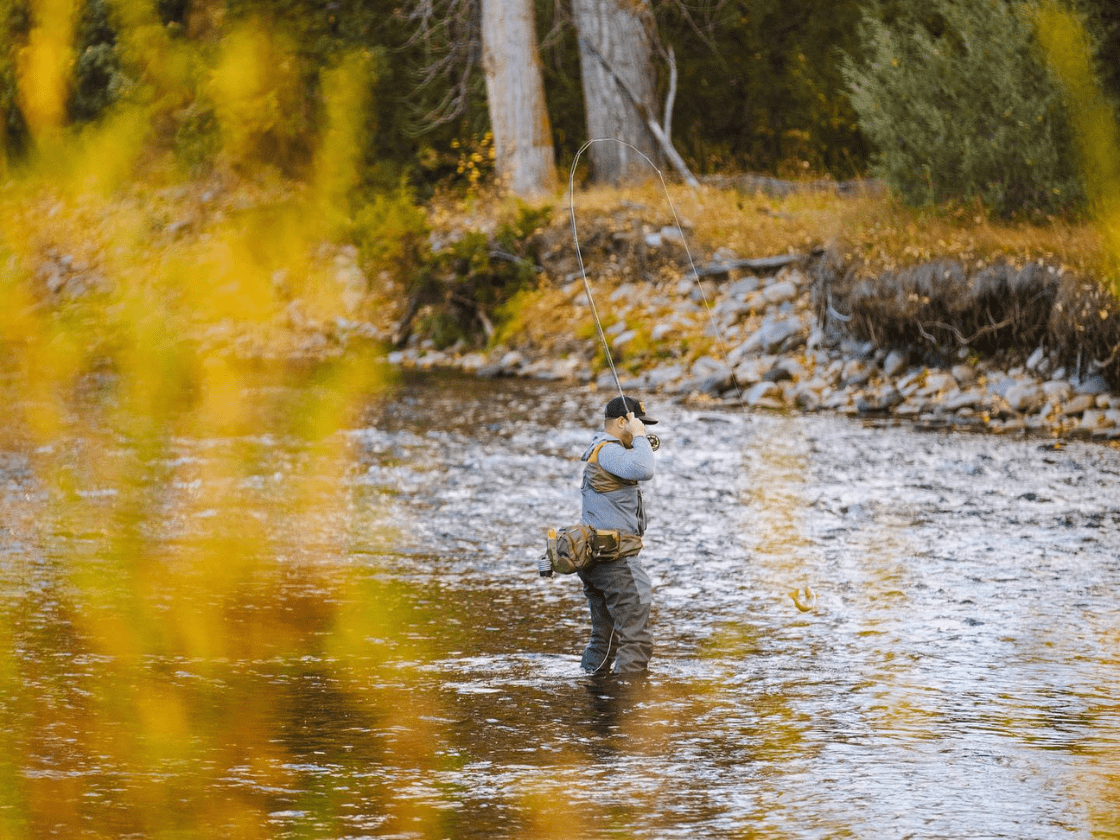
{"left": 481, "top": 0, "right": 558, "bottom": 198}
{"left": 572, "top": 0, "right": 663, "bottom": 184}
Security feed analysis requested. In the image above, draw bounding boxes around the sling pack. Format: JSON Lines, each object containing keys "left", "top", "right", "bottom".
{"left": 544, "top": 523, "right": 643, "bottom": 574}
{"left": 543, "top": 441, "right": 643, "bottom": 574}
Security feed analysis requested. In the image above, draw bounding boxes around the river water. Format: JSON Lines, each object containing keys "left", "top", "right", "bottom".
{"left": 3, "top": 370, "right": 1120, "bottom": 838}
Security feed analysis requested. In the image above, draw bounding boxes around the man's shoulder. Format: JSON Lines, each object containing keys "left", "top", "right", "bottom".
{"left": 582, "top": 434, "right": 620, "bottom": 462}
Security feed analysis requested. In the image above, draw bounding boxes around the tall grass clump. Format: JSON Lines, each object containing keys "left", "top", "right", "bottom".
{"left": 0, "top": 6, "right": 466, "bottom": 835}
{"left": 843, "top": 0, "right": 1083, "bottom": 218}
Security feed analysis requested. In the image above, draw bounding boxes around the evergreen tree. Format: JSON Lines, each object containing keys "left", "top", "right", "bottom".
{"left": 1074, "top": 0, "right": 1120, "bottom": 107}
{"left": 843, "top": 0, "right": 1083, "bottom": 216}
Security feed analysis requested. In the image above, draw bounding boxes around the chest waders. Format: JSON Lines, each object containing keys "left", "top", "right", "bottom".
{"left": 580, "top": 442, "right": 650, "bottom": 676}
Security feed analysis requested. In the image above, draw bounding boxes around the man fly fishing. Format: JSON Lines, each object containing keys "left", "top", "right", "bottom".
{"left": 548, "top": 137, "right": 703, "bottom": 677}
{"left": 575, "top": 395, "right": 658, "bottom": 677}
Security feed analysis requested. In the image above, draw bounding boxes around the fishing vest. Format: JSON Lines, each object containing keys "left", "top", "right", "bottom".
{"left": 581, "top": 440, "right": 647, "bottom": 537}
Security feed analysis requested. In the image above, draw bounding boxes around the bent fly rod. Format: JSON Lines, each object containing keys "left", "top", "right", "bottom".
{"left": 567, "top": 137, "right": 743, "bottom": 428}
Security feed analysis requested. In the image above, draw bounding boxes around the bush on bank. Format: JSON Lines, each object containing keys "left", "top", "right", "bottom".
{"left": 814, "top": 250, "right": 1120, "bottom": 392}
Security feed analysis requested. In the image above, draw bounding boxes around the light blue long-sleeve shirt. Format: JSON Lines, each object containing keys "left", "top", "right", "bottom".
{"left": 580, "top": 432, "right": 654, "bottom": 536}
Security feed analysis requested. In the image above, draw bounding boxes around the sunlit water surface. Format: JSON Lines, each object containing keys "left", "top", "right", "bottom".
{"left": 3, "top": 371, "right": 1120, "bottom": 838}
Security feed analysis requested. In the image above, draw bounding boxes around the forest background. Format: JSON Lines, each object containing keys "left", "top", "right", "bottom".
{"left": 3, "top": 0, "right": 1120, "bottom": 388}
{"left": 4, "top": 0, "right": 1120, "bottom": 197}
{"left": 2, "top": 0, "right": 1120, "bottom": 344}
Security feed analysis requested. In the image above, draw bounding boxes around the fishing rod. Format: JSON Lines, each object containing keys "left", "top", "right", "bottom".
{"left": 568, "top": 149, "right": 820, "bottom": 616}
{"left": 567, "top": 143, "right": 819, "bottom": 620}
{"left": 567, "top": 137, "right": 743, "bottom": 439}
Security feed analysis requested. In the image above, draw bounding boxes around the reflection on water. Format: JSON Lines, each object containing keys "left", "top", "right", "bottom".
{"left": 3, "top": 370, "right": 1120, "bottom": 837}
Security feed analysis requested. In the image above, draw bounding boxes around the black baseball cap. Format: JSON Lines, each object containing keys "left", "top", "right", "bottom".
{"left": 604, "top": 395, "right": 658, "bottom": 425}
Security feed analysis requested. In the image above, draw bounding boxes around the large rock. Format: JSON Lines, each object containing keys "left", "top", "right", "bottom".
{"left": 695, "top": 374, "right": 732, "bottom": 397}
{"left": 951, "top": 363, "right": 979, "bottom": 387}
{"left": 762, "top": 279, "right": 798, "bottom": 306}
{"left": 733, "top": 358, "right": 768, "bottom": 385}
{"left": 920, "top": 371, "right": 957, "bottom": 396}
{"left": 1026, "top": 346, "right": 1051, "bottom": 375}
{"left": 942, "top": 388, "right": 985, "bottom": 412}
{"left": 691, "top": 355, "right": 730, "bottom": 378}
{"left": 894, "top": 398, "right": 925, "bottom": 417}
{"left": 1081, "top": 409, "right": 1108, "bottom": 430}
{"left": 727, "top": 276, "right": 760, "bottom": 298}
{"left": 841, "top": 359, "right": 871, "bottom": 387}
{"left": 1041, "top": 380, "right": 1072, "bottom": 403}
{"left": 1076, "top": 373, "right": 1110, "bottom": 395}
{"left": 986, "top": 375, "right": 1019, "bottom": 401}
{"left": 740, "top": 316, "right": 804, "bottom": 354}
{"left": 896, "top": 369, "right": 924, "bottom": 396}
{"left": 647, "top": 364, "right": 686, "bottom": 388}
{"left": 883, "top": 349, "right": 909, "bottom": 377}
{"left": 766, "top": 356, "right": 807, "bottom": 382}
{"left": 715, "top": 299, "right": 753, "bottom": 323}
{"left": 858, "top": 387, "right": 904, "bottom": 413}
{"left": 611, "top": 330, "right": 638, "bottom": 349}
{"left": 793, "top": 379, "right": 828, "bottom": 410}
{"left": 1061, "top": 393, "right": 1096, "bottom": 416}
{"left": 745, "top": 380, "right": 783, "bottom": 408}
{"left": 1004, "top": 381, "right": 1044, "bottom": 413}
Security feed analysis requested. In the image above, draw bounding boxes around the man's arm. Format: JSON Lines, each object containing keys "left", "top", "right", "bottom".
{"left": 597, "top": 434, "right": 655, "bottom": 481}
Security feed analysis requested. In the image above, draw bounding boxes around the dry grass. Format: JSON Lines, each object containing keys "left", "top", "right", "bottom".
{"left": 436, "top": 177, "right": 1117, "bottom": 304}
{"left": 563, "top": 179, "right": 846, "bottom": 262}
{"left": 463, "top": 177, "right": 1120, "bottom": 388}
{"left": 559, "top": 179, "right": 1118, "bottom": 290}
{"left": 832, "top": 197, "right": 1116, "bottom": 285}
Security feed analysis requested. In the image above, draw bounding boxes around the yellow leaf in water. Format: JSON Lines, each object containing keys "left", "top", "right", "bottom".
{"left": 788, "top": 587, "right": 817, "bottom": 612}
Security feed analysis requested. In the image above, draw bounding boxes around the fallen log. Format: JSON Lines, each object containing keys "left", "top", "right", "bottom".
{"left": 689, "top": 253, "right": 801, "bottom": 279}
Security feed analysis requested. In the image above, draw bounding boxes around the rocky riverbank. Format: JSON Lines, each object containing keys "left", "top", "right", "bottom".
{"left": 10, "top": 172, "right": 1118, "bottom": 442}
{"left": 387, "top": 241, "right": 1120, "bottom": 442}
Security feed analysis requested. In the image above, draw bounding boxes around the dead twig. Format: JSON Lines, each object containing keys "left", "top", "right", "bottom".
{"left": 928, "top": 315, "right": 1015, "bottom": 347}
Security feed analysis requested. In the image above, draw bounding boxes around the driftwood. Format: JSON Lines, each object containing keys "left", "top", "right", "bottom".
{"left": 392, "top": 288, "right": 426, "bottom": 348}
{"left": 690, "top": 253, "right": 801, "bottom": 279}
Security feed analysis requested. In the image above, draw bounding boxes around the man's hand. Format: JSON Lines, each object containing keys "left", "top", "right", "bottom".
{"left": 623, "top": 412, "right": 646, "bottom": 442}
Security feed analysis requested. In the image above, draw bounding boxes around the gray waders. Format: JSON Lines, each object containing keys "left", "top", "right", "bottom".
{"left": 578, "top": 555, "right": 653, "bottom": 675}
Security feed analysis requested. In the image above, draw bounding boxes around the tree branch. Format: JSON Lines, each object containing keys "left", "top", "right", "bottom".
{"left": 663, "top": 44, "right": 676, "bottom": 143}
{"left": 402, "top": 0, "right": 483, "bottom": 131}
{"left": 578, "top": 35, "right": 699, "bottom": 188}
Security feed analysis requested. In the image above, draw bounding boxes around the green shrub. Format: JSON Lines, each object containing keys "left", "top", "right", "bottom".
{"left": 352, "top": 189, "right": 430, "bottom": 286}
{"left": 173, "top": 101, "right": 222, "bottom": 175}
{"left": 402, "top": 203, "right": 549, "bottom": 350}
{"left": 70, "top": 0, "right": 123, "bottom": 123}
{"left": 0, "top": 0, "right": 29, "bottom": 159}
{"left": 843, "top": 0, "right": 1084, "bottom": 217}
{"left": 71, "top": 43, "right": 124, "bottom": 123}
